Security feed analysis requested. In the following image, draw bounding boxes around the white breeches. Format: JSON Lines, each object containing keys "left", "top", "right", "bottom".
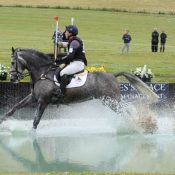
{"left": 60, "top": 61, "right": 85, "bottom": 77}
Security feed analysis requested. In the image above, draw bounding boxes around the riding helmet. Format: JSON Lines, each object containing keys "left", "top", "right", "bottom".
{"left": 66, "top": 25, "right": 78, "bottom": 36}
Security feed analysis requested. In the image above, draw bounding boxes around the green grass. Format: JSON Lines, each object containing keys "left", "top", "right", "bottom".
{"left": 0, "top": 6, "right": 175, "bottom": 82}
{"left": 0, "top": 173, "right": 172, "bottom": 175}
{"left": 1, "top": 0, "right": 175, "bottom": 14}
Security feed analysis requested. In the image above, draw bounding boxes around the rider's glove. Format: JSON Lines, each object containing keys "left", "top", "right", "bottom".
{"left": 55, "top": 57, "right": 63, "bottom": 64}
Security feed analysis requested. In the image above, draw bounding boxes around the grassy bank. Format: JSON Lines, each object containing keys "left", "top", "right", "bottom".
{"left": 1, "top": 7, "right": 175, "bottom": 82}
{"left": 0, "top": 173, "right": 173, "bottom": 175}
{"left": 0, "top": 6, "right": 175, "bottom": 82}
{"left": 1, "top": 0, "right": 175, "bottom": 14}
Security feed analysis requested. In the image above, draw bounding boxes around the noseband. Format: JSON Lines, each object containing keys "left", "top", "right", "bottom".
{"left": 10, "top": 50, "right": 24, "bottom": 80}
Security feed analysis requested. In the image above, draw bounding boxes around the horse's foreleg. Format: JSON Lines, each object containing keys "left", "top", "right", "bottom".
{"left": 0, "top": 93, "right": 35, "bottom": 124}
{"left": 6, "top": 93, "right": 35, "bottom": 116}
{"left": 33, "top": 102, "right": 48, "bottom": 129}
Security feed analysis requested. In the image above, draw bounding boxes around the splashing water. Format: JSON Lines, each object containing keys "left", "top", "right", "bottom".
{"left": 0, "top": 98, "right": 175, "bottom": 173}
{"left": 0, "top": 98, "right": 174, "bottom": 136}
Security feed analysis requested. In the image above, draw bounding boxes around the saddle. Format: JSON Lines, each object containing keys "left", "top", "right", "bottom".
{"left": 54, "top": 69, "right": 88, "bottom": 88}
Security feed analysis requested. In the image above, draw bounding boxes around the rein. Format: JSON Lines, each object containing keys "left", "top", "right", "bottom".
{"left": 37, "top": 65, "right": 59, "bottom": 83}
{"left": 27, "top": 63, "right": 58, "bottom": 84}
{"left": 12, "top": 49, "right": 56, "bottom": 82}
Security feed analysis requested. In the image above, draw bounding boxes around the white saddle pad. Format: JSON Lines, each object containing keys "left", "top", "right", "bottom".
{"left": 54, "top": 70, "right": 88, "bottom": 88}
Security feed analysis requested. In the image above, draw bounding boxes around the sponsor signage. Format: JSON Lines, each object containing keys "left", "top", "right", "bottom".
{"left": 120, "top": 83, "right": 169, "bottom": 99}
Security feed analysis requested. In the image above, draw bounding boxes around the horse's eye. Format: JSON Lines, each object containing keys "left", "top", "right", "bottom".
{"left": 11, "top": 62, "right": 15, "bottom": 65}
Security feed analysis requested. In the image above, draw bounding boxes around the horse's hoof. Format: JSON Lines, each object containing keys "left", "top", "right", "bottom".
{"left": 29, "top": 128, "right": 37, "bottom": 138}
{"left": 6, "top": 110, "right": 13, "bottom": 116}
{"left": 33, "top": 125, "right": 37, "bottom": 130}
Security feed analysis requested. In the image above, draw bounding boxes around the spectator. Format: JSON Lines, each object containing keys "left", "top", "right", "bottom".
{"left": 160, "top": 31, "right": 167, "bottom": 52}
{"left": 52, "top": 30, "right": 64, "bottom": 43}
{"left": 52, "top": 30, "right": 68, "bottom": 55}
{"left": 122, "top": 30, "right": 132, "bottom": 54}
{"left": 151, "top": 28, "right": 159, "bottom": 52}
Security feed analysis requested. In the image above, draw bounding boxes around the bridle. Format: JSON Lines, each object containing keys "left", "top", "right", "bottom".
{"left": 10, "top": 50, "right": 29, "bottom": 82}
{"left": 10, "top": 49, "right": 57, "bottom": 83}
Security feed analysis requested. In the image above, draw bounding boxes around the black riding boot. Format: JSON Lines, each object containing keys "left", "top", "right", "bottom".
{"left": 55, "top": 68, "right": 61, "bottom": 81}
{"left": 60, "top": 74, "right": 69, "bottom": 96}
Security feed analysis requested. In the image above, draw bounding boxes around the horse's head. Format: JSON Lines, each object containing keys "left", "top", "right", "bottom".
{"left": 10, "top": 47, "right": 54, "bottom": 83}
{"left": 10, "top": 47, "right": 27, "bottom": 83}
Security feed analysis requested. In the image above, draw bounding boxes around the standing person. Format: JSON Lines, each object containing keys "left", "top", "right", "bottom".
{"left": 151, "top": 28, "right": 159, "bottom": 52}
{"left": 52, "top": 30, "right": 68, "bottom": 54}
{"left": 122, "top": 30, "right": 132, "bottom": 54}
{"left": 160, "top": 31, "right": 167, "bottom": 52}
{"left": 56, "top": 25, "right": 87, "bottom": 96}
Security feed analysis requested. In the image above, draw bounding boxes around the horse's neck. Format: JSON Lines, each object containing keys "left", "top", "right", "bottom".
{"left": 23, "top": 52, "right": 51, "bottom": 82}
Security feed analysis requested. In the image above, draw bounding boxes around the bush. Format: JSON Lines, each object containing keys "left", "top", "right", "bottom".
{"left": 133, "top": 65, "right": 153, "bottom": 82}
{"left": 0, "top": 64, "right": 8, "bottom": 80}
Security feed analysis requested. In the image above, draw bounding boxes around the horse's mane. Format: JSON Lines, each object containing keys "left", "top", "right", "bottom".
{"left": 17, "top": 48, "right": 51, "bottom": 61}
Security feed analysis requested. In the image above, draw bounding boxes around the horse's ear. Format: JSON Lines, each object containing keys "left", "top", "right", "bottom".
{"left": 12, "top": 47, "right": 15, "bottom": 53}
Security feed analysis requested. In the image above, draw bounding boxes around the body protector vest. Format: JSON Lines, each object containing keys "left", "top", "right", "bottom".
{"left": 67, "top": 36, "right": 87, "bottom": 66}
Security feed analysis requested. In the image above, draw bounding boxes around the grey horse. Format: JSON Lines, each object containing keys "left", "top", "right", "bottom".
{"left": 0, "top": 48, "right": 159, "bottom": 129}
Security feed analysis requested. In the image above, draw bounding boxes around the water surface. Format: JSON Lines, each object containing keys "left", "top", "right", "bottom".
{"left": 0, "top": 99, "right": 175, "bottom": 173}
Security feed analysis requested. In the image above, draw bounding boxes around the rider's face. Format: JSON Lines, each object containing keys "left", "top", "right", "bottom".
{"left": 65, "top": 30, "right": 72, "bottom": 39}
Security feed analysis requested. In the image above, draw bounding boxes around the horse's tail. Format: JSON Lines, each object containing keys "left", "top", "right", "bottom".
{"left": 113, "top": 72, "right": 159, "bottom": 103}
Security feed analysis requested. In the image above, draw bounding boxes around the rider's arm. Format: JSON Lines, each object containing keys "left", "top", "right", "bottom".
{"left": 56, "top": 40, "right": 80, "bottom": 64}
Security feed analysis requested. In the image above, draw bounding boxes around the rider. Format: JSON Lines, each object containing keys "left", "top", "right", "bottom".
{"left": 55, "top": 25, "right": 87, "bottom": 96}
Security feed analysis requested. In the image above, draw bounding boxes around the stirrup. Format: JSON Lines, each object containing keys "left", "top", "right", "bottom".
{"left": 58, "top": 93, "right": 65, "bottom": 98}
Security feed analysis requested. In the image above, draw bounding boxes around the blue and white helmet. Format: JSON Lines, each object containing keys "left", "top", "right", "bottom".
{"left": 66, "top": 25, "right": 78, "bottom": 36}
